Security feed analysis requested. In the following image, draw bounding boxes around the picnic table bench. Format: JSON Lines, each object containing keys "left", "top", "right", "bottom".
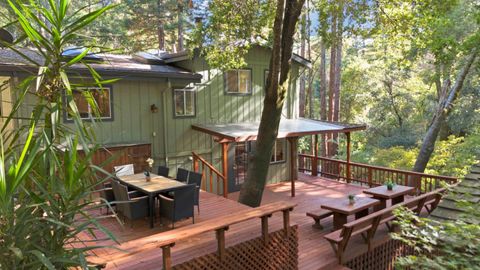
{"left": 324, "top": 188, "right": 445, "bottom": 263}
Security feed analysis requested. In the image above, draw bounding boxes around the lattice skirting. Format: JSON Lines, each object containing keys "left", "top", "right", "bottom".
{"left": 172, "top": 225, "right": 298, "bottom": 270}
{"left": 345, "top": 239, "right": 415, "bottom": 270}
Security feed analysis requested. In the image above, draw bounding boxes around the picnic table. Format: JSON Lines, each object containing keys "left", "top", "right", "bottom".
{"left": 117, "top": 173, "right": 186, "bottom": 228}
{"left": 363, "top": 185, "right": 415, "bottom": 211}
{"left": 321, "top": 197, "right": 380, "bottom": 230}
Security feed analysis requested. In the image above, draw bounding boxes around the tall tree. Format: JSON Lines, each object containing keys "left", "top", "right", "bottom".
{"left": 378, "top": 0, "right": 480, "bottom": 173}
{"left": 191, "top": 0, "right": 305, "bottom": 206}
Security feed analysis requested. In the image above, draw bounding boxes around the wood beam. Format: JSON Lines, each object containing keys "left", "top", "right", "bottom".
{"left": 221, "top": 142, "right": 229, "bottom": 198}
{"left": 346, "top": 132, "right": 351, "bottom": 183}
{"left": 288, "top": 137, "right": 298, "bottom": 197}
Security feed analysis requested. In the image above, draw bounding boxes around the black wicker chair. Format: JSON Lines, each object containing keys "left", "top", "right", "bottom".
{"left": 158, "top": 184, "right": 195, "bottom": 229}
{"left": 188, "top": 171, "right": 203, "bottom": 214}
{"left": 99, "top": 182, "right": 115, "bottom": 214}
{"left": 176, "top": 168, "right": 189, "bottom": 183}
{"left": 157, "top": 165, "right": 170, "bottom": 177}
{"left": 112, "top": 181, "right": 149, "bottom": 227}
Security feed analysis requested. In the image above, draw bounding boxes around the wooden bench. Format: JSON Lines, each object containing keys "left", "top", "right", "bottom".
{"left": 306, "top": 209, "right": 333, "bottom": 229}
{"left": 102, "top": 201, "right": 297, "bottom": 269}
{"left": 324, "top": 188, "right": 446, "bottom": 263}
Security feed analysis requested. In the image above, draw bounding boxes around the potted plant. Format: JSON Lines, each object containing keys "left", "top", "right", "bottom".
{"left": 348, "top": 194, "right": 356, "bottom": 205}
{"left": 145, "top": 158, "right": 154, "bottom": 181}
{"left": 385, "top": 180, "right": 395, "bottom": 191}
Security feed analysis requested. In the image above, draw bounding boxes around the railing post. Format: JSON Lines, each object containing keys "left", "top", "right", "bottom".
{"left": 368, "top": 167, "right": 373, "bottom": 187}
{"left": 221, "top": 142, "right": 229, "bottom": 198}
{"left": 282, "top": 208, "right": 292, "bottom": 237}
{"left": 216, "top": 226, "right": 229, "bottom": 261}
{"left": 192, "top": 153, "right": 198, "bottom": 172}
{"left": 312, "top": 135, "right": 318, "bottom": 176}
{"left": 161, "top": 244, "right": 174, "bottom": 270}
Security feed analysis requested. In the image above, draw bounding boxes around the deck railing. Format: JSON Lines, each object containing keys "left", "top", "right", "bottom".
{"left": 105, "top": 201, "right": 297, "bottom": 270}
{"left": 192, "top": 152, "right": 228, "bottom": 198}
{"left": 298, "top": 153, "right": 458, "bottom": 192}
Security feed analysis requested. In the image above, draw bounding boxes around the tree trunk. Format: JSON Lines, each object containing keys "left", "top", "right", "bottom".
{"left": 157, "top": 0, "right": 165, "bottom": 51}
{"left": 327, "top": 12, "right": 337, "bottom": 157}
{"left": 239, "top": 0, "right": 305, "bottom": 207}
{"left": 177, "top": 0, "right": 184, "bottom": 51}
{"left": 299, "top": 10, "right": 306, "bottom": 117}
{"left": 331, "top": 2, "right": 344, "bottom": 157}
{"left": 320, "top": 40, "right": 327, "bottom": 156}
{"left": 412, "top": 51, "right": 478, "bottom": 173}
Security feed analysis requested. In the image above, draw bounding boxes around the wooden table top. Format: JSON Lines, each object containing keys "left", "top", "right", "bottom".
{"left": 118, "top": 173, "right": 185, "bottom": 194}
{"left": 321, "top": 197, "right": 380, "bottom": 215}
{"left": 363, "top": 185, "right": 415, "bottom": 199}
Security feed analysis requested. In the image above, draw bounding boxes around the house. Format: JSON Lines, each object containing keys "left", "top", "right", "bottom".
{"left": 0, "top": 45, "right": 363, "bottom": 196}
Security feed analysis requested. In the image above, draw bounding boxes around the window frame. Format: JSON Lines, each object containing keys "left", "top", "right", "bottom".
{"left": 64, "top": 85, "right": 114, "bottom": 122}
{"left": 223, "top": 68, "right": 253, "bottom": 95}
{"left": 173, "top": 87, "right": 196, "bottom": 118}
{"left": 270, "top": 139, "right": 286, "bottom": 164}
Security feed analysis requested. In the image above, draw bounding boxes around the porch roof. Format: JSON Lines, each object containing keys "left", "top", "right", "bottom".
{"left": 192, "top": 118, "right": 366, "bottom": 142}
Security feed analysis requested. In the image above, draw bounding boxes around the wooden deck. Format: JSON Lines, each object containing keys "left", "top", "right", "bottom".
{"left": 88, "top": 174, "right": 378, "bottom": 270}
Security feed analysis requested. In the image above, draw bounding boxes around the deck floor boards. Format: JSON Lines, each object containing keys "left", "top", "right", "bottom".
{"left": 87, "top": 174, "right": 377, "bottom": 270}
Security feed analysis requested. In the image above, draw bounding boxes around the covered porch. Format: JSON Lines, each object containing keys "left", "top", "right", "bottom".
{"left": 191, "top": 118, "right": 366, "bottom": 198}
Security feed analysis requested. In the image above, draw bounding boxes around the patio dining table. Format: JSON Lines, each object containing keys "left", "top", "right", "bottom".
{"left": 321, "top": 197, "right": 380, "bottom": 230}
{"left": 363, "top": 185, "right": 415, "bottom": 211}
{"left": 117, "top": 173, "right": 186, "bottom": 228}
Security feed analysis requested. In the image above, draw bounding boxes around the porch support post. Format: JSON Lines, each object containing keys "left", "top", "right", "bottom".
{"left": 346, "top": 132, "right": 351, "bottom": 183}
{"left": 312, "top": 135, "right": 318, "bottom": 176}
{"left": 288, "top": 137, "right": 299, "bottom": 197}
{"left": 221, "top": 142, "right": 229, "bottom": 198}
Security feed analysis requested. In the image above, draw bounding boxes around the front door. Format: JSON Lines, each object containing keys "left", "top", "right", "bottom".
{"left": 228, "top": 142, "right": 253, "bottom": 192}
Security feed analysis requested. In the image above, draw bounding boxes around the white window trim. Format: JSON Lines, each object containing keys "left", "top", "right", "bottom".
{"left": 270, "top": 139, "right": 286, "bottom": 164}
{"left": 67, "top": 86, "right": 113, "bottom": 121}
{"left": 225, "top": 69, "right": 252, "bottom": 94}
{"left": 174, "top": 88, "right": 196, "bottom": 117}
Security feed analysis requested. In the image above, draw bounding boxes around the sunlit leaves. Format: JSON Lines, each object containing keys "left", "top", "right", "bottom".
{"left": 191, "top": 0, "right": 275, "bottom": 70}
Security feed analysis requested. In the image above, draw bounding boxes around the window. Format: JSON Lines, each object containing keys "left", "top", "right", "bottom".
{"left": 174, "top": 88, "right": 195, "bottom": 117}
{"left": 271, "top": 139, "right": 286, "bottom": 163}
{"left": 224, "top": 69, "right": 252, "bottom": 94}
{"left": 66, "top": 87, "right": 112, "bottom": 121}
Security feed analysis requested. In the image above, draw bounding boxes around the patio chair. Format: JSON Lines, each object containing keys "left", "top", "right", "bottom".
{"left": 157, "top": 165, "right": 170, "bottom": 177}
{"left": 111, "top": 180, "right": 149, "bottom": 227}
{"left": 99, "top": 183, "right": 115, "bottom": 214}
{"left": 158, "top": 184, "right": 196, "bottom": 229}
{"left": 114, "top": 164, "right": 135, "bottom": 177}
{"left": 176, "top": 168, "right": 190, "bottom": 183}
{"left": 188, "top": 171, "right": 203, "bottom": 214}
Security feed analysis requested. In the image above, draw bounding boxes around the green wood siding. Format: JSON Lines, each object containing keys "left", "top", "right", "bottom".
{"left": 9, "top": 46, "right": 303, "bottom": 187}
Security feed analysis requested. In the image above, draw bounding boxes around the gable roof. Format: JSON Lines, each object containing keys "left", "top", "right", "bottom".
{"left": 161, "top": 46, "right": 313, "bottom": 69}
{"left": 430, "top": 163, "right": 480, "bottom": 224}
{"left": 0, "top": 48, "right": 202, "bottom": 81}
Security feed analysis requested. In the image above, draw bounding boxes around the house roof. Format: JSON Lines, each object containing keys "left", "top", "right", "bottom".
{"left": 0, "top": 48, "right": 202, "bottom": 81}
{"left": 192, "top": 118, "right": 366, "bottom": 142}
{"left": 430, "top": 163, "right": 480, "bottom": 224}
{"left": 161, "top": 46, "right": 313, "bottom": 69}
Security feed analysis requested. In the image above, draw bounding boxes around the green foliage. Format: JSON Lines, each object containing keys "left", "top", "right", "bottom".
{"left": 0, "top": 0, "right": 117, "bottom": 269}
{"left": 190, "top": 0, "right": 275, "bottom": 70}
{"left": 392, "top": 202, "right": 480, "bottom": 269}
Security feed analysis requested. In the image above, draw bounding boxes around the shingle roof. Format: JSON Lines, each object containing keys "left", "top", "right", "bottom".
{"left": 430, "top": 163, "right": 480, "bottom": 224}
{"left": 0, "top": 48, "right": 202, "bottom": 81}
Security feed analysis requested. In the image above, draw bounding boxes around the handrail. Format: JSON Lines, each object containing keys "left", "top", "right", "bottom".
{"left": 192, "top": 151, "right": 228, "bottom": 198}
{"left": 103, "top": 201, "right": 297, "bottom": 269}
{"left": 298, "top": 153, "right": 458, "bottom": 193}
{"left": 300, "top": 154, "right": 458, "bottom": 180}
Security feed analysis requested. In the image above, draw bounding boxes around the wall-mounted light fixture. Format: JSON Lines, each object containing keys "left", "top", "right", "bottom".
{"left": 150, "top": 104, "right": 159, "bottom": 113}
